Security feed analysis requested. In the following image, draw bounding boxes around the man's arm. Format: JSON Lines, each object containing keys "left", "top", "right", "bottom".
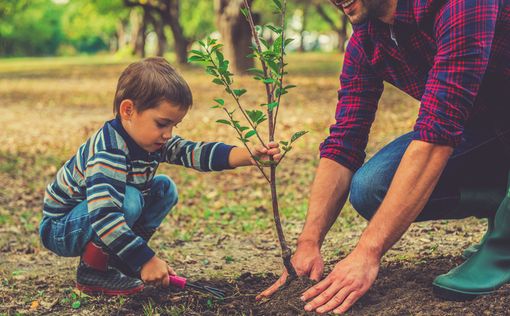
{"left": 297, "top": 158, "right": 353, "bottom": 248}
{"left": 302, "top": 141, "right": 452, "bottom": 314}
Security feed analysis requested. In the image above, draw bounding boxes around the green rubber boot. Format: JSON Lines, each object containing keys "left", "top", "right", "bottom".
{"left": 433, "top": 183, "right": 510, "bottom": 301}
{"left": 461, "top": 218, "right": 494, "bottom": 260}
{"left": 457, "top": 187, "right": 501, "bottom": 259}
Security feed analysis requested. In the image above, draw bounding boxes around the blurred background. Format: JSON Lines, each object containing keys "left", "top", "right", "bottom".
{"left": 0, "top": 0, "right": 350, "bottom": 68}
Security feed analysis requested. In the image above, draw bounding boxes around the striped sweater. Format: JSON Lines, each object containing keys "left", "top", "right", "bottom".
{"left": 43, "top": 117, "right": 234, "bottom": 271}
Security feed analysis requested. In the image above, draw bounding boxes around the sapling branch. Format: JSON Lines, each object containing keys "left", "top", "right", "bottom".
{"left": 222, "top": 108, "right": 271, "bottom": 183}
{"left": 204, "top": 45, "right": 267, "bottom": 148}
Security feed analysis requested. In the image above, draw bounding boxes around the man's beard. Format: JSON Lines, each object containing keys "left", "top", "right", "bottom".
{"left": 347, "top": 0, "right": 392, "bottom": 25}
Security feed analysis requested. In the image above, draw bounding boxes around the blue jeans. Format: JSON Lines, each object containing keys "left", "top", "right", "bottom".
{"left": 39, "top": 175, "right": 178, "bottom": 257}
{"left": 350, "top": 120, "right": 510, "bottom": 222}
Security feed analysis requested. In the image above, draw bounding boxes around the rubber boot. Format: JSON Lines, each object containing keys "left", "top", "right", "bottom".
{"left": 76, "top": 241, "right": 144, "bottom": 296}
{"left": 457, "top": 187, "right": 502, "bottom": 259}
{"left": 109, "top": 225, "right": 157, "bottom": 278}
{"left": 461, "top": 218, "right": 494, "bottom": 259}
{"left": 433, "top": 182, "right": 510, "bottom": 300}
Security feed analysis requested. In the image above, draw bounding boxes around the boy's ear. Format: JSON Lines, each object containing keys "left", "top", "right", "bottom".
{"left": 119, "top": 100, "right": 135, "bottom": 120}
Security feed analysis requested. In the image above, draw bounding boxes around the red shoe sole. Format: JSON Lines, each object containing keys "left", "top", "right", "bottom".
{"left": 76, "top": 282, "right": 144, "bottom": 296}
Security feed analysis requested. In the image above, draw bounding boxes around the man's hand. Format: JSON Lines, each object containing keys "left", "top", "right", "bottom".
{"left": 256, "top": 241, "right": 324, "bottom": 300}
{"left": 141, "top": 256, "right": 176, "bottom": 287}
{"left": 301, "top": 248, "right": 379, "bottom": 314}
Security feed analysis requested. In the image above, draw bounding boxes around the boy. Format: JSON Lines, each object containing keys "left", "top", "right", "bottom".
{"left": 39, "top": 57, "right": 281, "bottom": 295}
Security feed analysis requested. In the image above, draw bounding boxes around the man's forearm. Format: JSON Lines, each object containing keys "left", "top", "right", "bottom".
{"left": 298, "top": 158, "right": 354, "bottom": 248}
{"left": 356, "top": 140, "right": 453, "bottom": 258}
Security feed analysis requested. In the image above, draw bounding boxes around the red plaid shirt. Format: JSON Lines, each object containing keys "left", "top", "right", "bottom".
{"left": 320, "top": 0, "right": 510, "bottom": 171}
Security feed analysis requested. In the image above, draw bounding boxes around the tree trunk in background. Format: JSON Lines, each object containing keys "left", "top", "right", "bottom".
{"left": 130, "top": 9, "right": 147, "bottom": 57}
{"left": 164, "top": 0, "right": 189, "bottom": 64}
{"left": 315, "top": 3, "right": 348, "bottom": 53}
{"left": 214, "top": 0, "right": 254, "bottom": 74}
{"left": 299, "top": 3, "right": 309, "bottom": 52}
{"left": 147, "top": 12, "right": 167, "bottom": 57}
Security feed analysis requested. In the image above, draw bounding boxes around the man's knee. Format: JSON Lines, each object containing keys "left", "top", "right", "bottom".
{"left": 123, "top": 186, "right": 144, "bottom": 226}
{"left": 349, "top": 167, "right": 387, "bottom": 221}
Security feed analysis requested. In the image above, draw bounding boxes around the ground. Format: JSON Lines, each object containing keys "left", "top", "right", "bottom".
{"left": 0, "top": 53, "right": 508, "bottom": 315}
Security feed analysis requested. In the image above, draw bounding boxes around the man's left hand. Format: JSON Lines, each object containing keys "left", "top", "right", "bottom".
{"left": 300, "top": 248, "right": 380, "bottom": 314}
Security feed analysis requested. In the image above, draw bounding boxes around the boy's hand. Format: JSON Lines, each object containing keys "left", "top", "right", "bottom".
{"left": 251, "top": 142, "right": 281, "bottom": 166}
{"left": 141, "top": 256, "right": 176, "bottom": 287}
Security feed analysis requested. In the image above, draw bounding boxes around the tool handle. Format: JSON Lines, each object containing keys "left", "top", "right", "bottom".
{"left": 169, "top": 275, "right": 187, "bottom": 289}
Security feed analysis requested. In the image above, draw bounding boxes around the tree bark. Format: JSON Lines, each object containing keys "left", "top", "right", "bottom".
{"left": 315, "top": 3, "right": 348, "bottom": 53}
{"left": 164, "top": 0, "right": 189, "bottom": 64}
{"left": 214, "top": 0, "right": 254, "bottom": 74}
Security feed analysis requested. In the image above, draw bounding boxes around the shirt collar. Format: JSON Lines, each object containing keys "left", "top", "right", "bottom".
{"left": 110, "top": 116, "right": 149, "bottom": 160}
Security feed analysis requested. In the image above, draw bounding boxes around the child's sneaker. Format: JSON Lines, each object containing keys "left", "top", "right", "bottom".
{"left": 76, "top": 242, "right": 144, "bottom": 296}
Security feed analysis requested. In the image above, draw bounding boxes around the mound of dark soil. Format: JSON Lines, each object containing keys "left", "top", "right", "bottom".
{"left": 108, "top": 256, "right": 510, "bottom": 315}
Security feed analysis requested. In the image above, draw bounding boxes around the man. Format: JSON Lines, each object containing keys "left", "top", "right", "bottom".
{"left": 258, "top": 0, "right": 510, "bottom": 314}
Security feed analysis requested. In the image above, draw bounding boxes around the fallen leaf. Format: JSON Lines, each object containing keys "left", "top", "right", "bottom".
{"left": 30, "top": 300, "right": 39, "bottom": 311}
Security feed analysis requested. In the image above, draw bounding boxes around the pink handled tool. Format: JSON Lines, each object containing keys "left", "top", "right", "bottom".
{"left": 169, "top": 275, "right": 225, "bottom": 299}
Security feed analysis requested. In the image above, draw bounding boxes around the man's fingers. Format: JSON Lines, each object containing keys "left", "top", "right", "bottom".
{"left": 168, "top": 265, "right": 176, "bottom": 276}
{"left": 303, "top": 281, "right": 341, "bottom": 312}
{"left": 333, "top": 291, "right": 361, "bottom": 314}
{"left": 301, "top": 277, "right": 333, "bottom": 302}
{"left": 256, "top": 274, "right": 287, "bottom": 300}
{"left": 315, "top": 286, "right": 351, "bottom": 314}
{"left": 267, "top": 142, "right": 279, "bottom": 148}
{"left": 309, "top": 265, "right": 323, "bottom": 281}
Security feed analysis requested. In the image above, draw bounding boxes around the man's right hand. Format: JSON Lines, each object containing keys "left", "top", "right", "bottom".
{"left": 256, "top": 241, "right": 324, "bottom": 300}
{"left": 140, "top": 256, "right": 176, "bottom": 287}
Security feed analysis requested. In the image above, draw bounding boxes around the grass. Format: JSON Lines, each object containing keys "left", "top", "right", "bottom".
{"left": 0, "top": 53, "right": 486, "bottom": 315}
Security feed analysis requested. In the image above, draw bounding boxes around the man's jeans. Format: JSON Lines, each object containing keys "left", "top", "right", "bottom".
{"left": 39, "top": 175, "right": 178, "bottom": 257}
{"left": 349, "top": 120, "right": 510, "bottom": 222}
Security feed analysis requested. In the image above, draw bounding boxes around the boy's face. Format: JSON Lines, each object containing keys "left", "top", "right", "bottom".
{"left": 120, "top": 100, "right": 188, "bottom": 153}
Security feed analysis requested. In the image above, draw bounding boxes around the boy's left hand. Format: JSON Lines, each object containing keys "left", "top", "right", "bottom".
{"left": 251, "top": 142, "right": 281, "bottom": 166}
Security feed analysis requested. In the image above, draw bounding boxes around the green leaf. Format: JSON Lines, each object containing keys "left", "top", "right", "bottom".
{"left": 266, "top": 25, "right": 282, "bottom": 34}
{"left": 285, "top": 84, "right": 297, "bottom": 90}
{"left": 245, "top": 130, "right": 257, "bottom": 139}
{"left": 272, "top": 0, "right": 282, "bottom": 11}
{"left": 237, "top": 137, "right": 249, "bottom": 144}
{"left": 72, "top": 301, "right": 81, "bottom": 309}
{"left": 291, "top": 131, "right": 308, "bottom": 143}
{"left": 247, "top": 68, "right": 265, "bottom": 75}
{"left": 239, "top": 126, "right": 250, "bottom": 132}
{"left": 267, "top": 102, "right": 279, "bottom": 110}
{"left": 284, "top": 38, "right": 295, "bottom": 47}
{"left": 188, "top": 55, "right": 204, "bottom": 62}
{"left": 212, "top": 78, "right": 224, "bottom": 86}
{"left": 279, "top": 141, "right": 289, "bottom": 146}
{"left": 214, "top": 98, "right": 225, "bottom": 106}
{"left": 190, "top": 49, "right": 204, "bottom": 56}
{"left": 233, "top": 89, "right": 247, "bottom": 97}
{"left": 216, "top": 119, "right": 231, "bottom": 126}
{"left": 247, "top": 110, "right": 264, "bottom": 123}
{"left": 263, "top": 78, "right": 276, "bottom": 84}
{"left": 240, "top": 7, "right": 249, "bottom": 18}
{"left": 211, "top": 105, "right": 220, "bottom": 109}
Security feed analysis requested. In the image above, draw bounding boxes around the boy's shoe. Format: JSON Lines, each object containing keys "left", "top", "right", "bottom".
{"left": 76, "top": 242, "right": 144, "bottom": 296}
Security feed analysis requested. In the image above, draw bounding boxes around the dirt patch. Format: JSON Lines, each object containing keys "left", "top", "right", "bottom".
{"left": 20, "top": 256, "right": 505, "bottom": 316}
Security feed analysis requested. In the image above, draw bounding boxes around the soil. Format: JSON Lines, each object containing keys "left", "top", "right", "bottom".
{"left": 103, "top": 256, "right": 509, "bottom": 315}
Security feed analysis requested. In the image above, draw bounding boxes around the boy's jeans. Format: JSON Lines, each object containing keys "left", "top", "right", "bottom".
{"left": 349, "top": 118, "right": 510, "bottom": 222}
{"left": 40, "top": 175, "right": 178, "bottom": 257}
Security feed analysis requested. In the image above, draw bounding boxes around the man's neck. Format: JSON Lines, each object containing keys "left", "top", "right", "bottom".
{"left": 378, "top": 0, "right": 398, "bottom": 24}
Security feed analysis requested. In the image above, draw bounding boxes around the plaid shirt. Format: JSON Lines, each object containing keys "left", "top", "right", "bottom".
{"left": 320, "top": 0, "right": 510, "bottom": 171}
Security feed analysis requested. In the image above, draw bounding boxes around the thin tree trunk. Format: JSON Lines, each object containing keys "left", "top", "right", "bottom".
{"left": 214, "top": 0, "right": 254, "bottom": 74}
{"left": 299, "top": 4, "right": 309, "bottom": 52}
{"left": 315, "top": 3, "right": 348, "bottom": 53}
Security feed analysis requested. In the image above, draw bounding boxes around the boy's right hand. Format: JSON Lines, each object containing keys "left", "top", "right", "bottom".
{"left": 140, "top": 256, "right": 176, "bottom": 287}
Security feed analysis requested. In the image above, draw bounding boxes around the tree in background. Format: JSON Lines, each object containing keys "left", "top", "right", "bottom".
{"left": 214, "top": 0, "right": 254, "bottom": 74}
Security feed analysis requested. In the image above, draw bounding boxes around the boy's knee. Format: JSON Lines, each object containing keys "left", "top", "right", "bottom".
{"left": 153, "top": 175, "right": 178, "bottom": 209}
{"left": 123, "top": 186, "right": 144, "bottom": 225}
{"left": 349, "top": 166, "right": 387, "bottom": 221}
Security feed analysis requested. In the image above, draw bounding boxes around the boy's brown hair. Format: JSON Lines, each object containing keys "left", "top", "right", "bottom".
{"left": 113, "top": 57, "right": 192, "bottom": 114}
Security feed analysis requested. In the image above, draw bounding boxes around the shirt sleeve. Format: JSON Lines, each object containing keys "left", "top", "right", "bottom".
{"left": 412, "top": 0, "right": 499, "bottom": 146}
{"left": 85, "top": 149, "right": 154, "bottom": 272}
{"left": 162, "top": 135, "right": 235, "bottom": 171}
{"left": 320, "top": 33, "right": 384, "bottom": 172}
